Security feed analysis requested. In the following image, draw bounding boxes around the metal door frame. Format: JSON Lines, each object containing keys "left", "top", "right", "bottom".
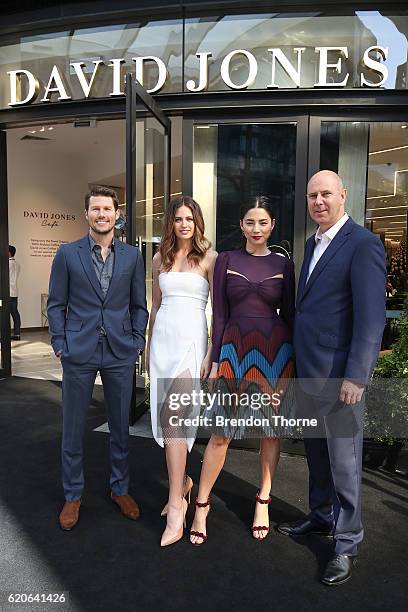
{"left": 125, "top": 73, "right": 172, "bottom": 422}
{"left": 0, "top": 129, "right": 11, "bottom": 376}
{"left": 125, "top": 73, "right": 171, "bottom": 246}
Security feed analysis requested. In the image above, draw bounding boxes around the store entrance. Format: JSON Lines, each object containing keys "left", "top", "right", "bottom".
{"left": 1, "top": 97, "right": 407, "bottom": 382}
{"left": 312, "top": 117, "right": 408, "bottom": 342}
{"left": 1, "top": 80, "right": 179, "bottom": 385}
{"left": 188, "top": 116, "right": 309, "bottom": 267}
{"left": 5, "top": 117, "right": 127, "bottom": 380}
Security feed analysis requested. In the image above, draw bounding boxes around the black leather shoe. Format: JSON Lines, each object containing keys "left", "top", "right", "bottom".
{"left": 321, "top": 554, "right": 356, "bottom": 586}
{"left": 277, "top": 519, "right": 333, "bottom": 537}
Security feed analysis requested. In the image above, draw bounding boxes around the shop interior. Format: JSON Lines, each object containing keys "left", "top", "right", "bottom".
{"left": 6, "top": 119, "right": 125, "bottom": 379}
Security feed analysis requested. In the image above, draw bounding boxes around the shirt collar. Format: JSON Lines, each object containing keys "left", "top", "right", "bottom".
{"left": 314, "top": 213, "right": 349, "bottom": 244}
{"left": 88, "top": 233, "right": 115, "bottom": 251}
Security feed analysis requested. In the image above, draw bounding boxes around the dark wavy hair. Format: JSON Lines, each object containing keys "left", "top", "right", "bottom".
{"left": 239, "top": 195, "right": 275, "bottom": 248}
{"left": 159, "top": 195, "right": 211, "bottom": 272}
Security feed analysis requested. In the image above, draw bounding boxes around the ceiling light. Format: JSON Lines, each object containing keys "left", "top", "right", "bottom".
{"left": 74, "top": 119, "right": 97, "bottom": 128}
{"left": 367, "top": 214, "right": 407, "bottom": 219}
{"left": 366, "top": 205, "right": 408, "bottom": 211}
{"left": 401, "top": 125, "right": 407, "bottom": 129}
{"left": 369, "top": 144, "right": 408, "bottom": 155}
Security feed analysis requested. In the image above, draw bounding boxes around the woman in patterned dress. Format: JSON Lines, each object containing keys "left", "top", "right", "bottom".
{"left": 190, "top": 196, "right": 295, "bottom": 544}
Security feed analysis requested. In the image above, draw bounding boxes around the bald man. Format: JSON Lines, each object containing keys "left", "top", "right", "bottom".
{"left": 278, "top": 171, "right": 386, "bottom": 585}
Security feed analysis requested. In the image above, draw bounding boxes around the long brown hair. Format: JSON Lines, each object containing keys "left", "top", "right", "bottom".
{"left": 159, "top": 195, "right": 211, "bottom": 272}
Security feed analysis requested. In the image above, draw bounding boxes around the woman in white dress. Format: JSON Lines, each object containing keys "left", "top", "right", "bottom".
{"left": 146, "top": 195, "right": 217, "bottom": 547}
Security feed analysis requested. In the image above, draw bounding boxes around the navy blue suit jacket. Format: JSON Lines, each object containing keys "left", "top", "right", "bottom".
{"left": 294, "top": 218, "right": 386, "bottom": 385}
{"left": 47, "top": 235, "right": 148, "bottom": 364}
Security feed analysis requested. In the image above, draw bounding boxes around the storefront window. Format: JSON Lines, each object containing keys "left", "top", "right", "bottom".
{"left": 184, "top": 11, "right": 408, "bottom": 92}
{"left": 125, "top": 116, "right": 181, "bottom": 312}
{"left": 193, "top": 122, "right": 296, "bottom": 252}
{"left": 0, "top": 10, "right": 407, "bottom": 108}
{"left": 0, "top": 20, "right": 183, "bottom": 107}
{"left": 320, "top": 121, "right": 408, "bottom": 344}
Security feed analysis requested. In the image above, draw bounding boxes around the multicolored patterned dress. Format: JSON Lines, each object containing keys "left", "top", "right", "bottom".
{"left": 210, "top": 249, "right": 295, "bottom": 438}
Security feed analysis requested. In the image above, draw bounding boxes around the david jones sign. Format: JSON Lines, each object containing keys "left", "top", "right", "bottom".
{"left": 8, "top": 45, "right": 389, "bottom": 105}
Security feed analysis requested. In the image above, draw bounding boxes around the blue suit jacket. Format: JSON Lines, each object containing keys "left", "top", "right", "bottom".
{"left": 47, "top": 235, "right": 148, "bottom": 364}
{"left": 294, "top": 218, "right": 386, "bottom": 385}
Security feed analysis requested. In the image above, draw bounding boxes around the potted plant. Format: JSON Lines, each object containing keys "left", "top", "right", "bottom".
{"left": 364, "top": 297, "right": 408, "bottom": 470}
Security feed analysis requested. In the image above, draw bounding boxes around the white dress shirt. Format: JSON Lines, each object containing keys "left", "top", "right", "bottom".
{"left": 307, "top": 213, "right": 349, "bottom": 281}
{"left": 9, "top": 258, "right": 21, "bottom": 297}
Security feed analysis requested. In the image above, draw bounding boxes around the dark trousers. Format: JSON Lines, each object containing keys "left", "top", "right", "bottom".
{"left": 61, "top": 337, "right": 136, "bottom": 501}
{"left": 304, "top": 399, "right": 364, "bottom": 556}
{"left": 10, "top": 297, "right": 21, "bottom": 336}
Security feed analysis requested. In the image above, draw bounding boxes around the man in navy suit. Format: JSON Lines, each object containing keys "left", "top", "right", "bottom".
{"left": 278, "top": 171, "right": 386, "bottom": 585}
{"left": 48, "top": 185, "right": 148, "bottom": 530}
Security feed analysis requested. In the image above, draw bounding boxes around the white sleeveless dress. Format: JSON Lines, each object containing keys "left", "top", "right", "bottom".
{"left": 149, "top": 272, "right": 209, "bottom": 451}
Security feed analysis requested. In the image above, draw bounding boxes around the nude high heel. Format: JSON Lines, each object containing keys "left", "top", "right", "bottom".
{"left": 160, "top": 498, "right": 188, "bottom": 547}
{"left": 161, "top": 475, "right": 193, "bottom": 517}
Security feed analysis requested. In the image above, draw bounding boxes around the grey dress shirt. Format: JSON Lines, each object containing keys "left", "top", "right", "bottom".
{"left": 89, "top": 234, "right": 115, "bottom": 336}
{"left": 89, "top": 234, "right": 115, "bottom": 297}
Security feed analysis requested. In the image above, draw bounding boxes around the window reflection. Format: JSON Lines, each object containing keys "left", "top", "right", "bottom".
{"left": 0, "top": 10, "right": 407, "bottom": 107}
{"left": 0, "top": 20, "right": 183, "bottom": 106}
{"left": 367, "top": 124, "right": 408, "bottom": 311}
{"left": 320, "top": 121, "right": 407, "bottom": 346}
{"left": 193, "top": 123, "right": 296, "bottom": 252}
{"left": 184, "top": 11, "right": 408, "bottom": 91}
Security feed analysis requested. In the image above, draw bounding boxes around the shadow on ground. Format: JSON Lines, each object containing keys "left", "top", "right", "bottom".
{"left": 0, "top": 377, "right": 407, "bottom": 612}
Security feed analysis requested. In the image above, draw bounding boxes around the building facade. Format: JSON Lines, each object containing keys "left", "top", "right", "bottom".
{"left": 0, "top": 0, "right": 407, "bottom": 376}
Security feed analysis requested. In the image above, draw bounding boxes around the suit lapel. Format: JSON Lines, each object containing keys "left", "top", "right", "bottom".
{"left": 103, "top": 240, "right": 126, "bottom": 304}
{"left": 77, "top": 235, "right": 104, "bottom": 302}
{"left": 299, "top": 218, "right": 355, "bottom": 303}
{"left": 297, "top": 235, "right": 315, "bottom": 305}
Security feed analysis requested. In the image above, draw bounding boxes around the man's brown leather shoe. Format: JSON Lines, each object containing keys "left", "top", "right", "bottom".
{"left": 59, "top": 500, "right": 81, "bottom": 530}
{"left": 110, "top": 493, "right": 140, "bottom": 520}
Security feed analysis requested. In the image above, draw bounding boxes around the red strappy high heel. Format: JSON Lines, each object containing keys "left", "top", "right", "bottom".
{"left": 190, "top": 496, "right": 211, "bottom": 546}
{"left": 252, "top": 490, "right": 272, "bottom": 540}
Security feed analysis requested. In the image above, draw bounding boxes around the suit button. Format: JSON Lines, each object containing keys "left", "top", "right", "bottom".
{"left": 297, "top": 310, "right": 301, "bottom": 315}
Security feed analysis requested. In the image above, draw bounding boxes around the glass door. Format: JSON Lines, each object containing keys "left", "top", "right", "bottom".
{"left": 189, "top": 117, "right": 309, "bottom": 275}
{"left": 310, "top": 116, "right": 408, "bottom": 349}
{"left": 0, "top": 262, "right": 12, "bottom": 378}
{"left": 125, "top": 73, "right": 171, "bottom": 420}
{"left": 125, "top": 74, "right": 171, "bottom": 307}
{"left": 0, "top": 130, "right": 11, "bottom": 377}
